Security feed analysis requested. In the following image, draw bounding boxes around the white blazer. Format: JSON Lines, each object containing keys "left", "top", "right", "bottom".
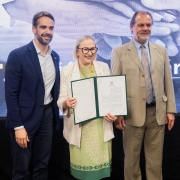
{"left": 57, "top": 61, "right": 114, "bottom": 147}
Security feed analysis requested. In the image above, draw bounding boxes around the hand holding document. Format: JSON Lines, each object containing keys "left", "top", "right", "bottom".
{"left": 71, "top": 75, "right": 127, "bottom": 124}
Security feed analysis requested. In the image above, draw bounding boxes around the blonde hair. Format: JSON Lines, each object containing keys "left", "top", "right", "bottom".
{"left": 73, "top": 35, "right": 96, "bottom": 61}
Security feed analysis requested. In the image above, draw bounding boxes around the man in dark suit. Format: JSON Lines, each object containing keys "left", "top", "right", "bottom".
{"left": 5, "top": 11, "right": 60, "bottom": 180}
{"left": 111, "top": 11, "right": 176, "bottom": 180}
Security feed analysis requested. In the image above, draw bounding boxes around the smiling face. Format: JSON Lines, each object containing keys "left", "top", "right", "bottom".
{"left": 76, "top": 38, "right": 97, "bottom": 66}
{"left": 32, "top": 16, "right": 54, "bottom": 46}
{"left": 130, "top": 13, "right": 152, "bottom": 44}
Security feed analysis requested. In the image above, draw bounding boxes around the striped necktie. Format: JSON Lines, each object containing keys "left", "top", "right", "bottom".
{"left": 141, "top": 45, "right": 153, "bottom": 104}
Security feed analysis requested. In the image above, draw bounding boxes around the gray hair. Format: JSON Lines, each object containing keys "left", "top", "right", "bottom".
{"left": 32, "top": 11, "right": 55, "bottom": 27}
{"left": 130, "top": 11, "right": 153, "bottom": 27}
{"left": 73, "top": 35, "right": 96, "bottom": 61}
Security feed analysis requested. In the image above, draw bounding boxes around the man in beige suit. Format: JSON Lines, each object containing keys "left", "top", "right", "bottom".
{"left": 111, "top": 11, "right": 176, "bottom": 180}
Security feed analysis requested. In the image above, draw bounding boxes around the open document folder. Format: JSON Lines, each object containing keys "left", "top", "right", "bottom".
{"left": 71, "top": 75, "right": 127, "bottom": 124}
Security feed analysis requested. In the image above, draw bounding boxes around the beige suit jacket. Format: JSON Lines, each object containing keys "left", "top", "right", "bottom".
{"left": 57, "top": 61, "right": 114, "bottom": 147}
{"left": 111, "top": 40, "right": 176, "bottom": 126}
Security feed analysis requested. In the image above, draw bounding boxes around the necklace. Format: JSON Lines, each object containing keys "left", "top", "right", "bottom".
{"left": 78, "top": 63, "right": 95, "bottom": 78}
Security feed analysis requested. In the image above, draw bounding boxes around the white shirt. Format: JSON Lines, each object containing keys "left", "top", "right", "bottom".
{"left": 33, "top": 41, "right": 56, "bottom": 105}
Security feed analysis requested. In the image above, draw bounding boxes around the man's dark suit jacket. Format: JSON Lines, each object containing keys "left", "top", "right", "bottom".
{"left": 5, "top": 41, "right": 60, "bottom": 134}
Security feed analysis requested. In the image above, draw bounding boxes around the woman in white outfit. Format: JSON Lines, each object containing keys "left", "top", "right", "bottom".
{"left": 57, "top": 35, "right": 117, "bottom": 180}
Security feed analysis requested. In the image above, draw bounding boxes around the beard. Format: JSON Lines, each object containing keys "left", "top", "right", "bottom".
{"left": 138, "top": 31, "right": 151, "bottom": 43}
{"left": 137, "top": 34, "right": 150, "bottom": 44}
{"left": 37, "top": 33, "right": 53, "bottom": 45}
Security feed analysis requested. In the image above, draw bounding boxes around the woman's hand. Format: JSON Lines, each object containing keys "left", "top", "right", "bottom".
{"left": 63, "top": 97, "right": 77, "bottom": 110}
{"left": 104, "top": 112, "right": 117, "bottom": 122}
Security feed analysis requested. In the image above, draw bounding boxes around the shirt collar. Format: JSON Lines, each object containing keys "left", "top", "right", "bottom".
{"left": 33, "top": 40, "right": 52, "bottom": 55}
{"left": 133, "top": 39, "right": 149, "bottom": 50}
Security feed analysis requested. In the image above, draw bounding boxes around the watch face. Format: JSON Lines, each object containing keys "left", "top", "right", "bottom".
{"left": 1, "top": 0, "right": 180, "bottom": 116}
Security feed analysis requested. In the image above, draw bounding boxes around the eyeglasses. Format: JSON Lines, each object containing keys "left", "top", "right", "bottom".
{"left": 77, "top": 47, "right": 98, "bottom": 54}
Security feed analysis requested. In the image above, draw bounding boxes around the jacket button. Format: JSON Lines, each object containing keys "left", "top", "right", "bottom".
{"left": 142, "top": 74, "right": 145, "bottom": 77}
{"left": 143, "top": 98, "right": 146, "bottom": 100}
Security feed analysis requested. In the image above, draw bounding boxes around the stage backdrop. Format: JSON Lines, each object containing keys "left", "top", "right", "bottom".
{"left": 0, "top": 0, "right": 180, "bottom": 116}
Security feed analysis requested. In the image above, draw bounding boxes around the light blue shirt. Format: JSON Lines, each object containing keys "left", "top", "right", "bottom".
{"left": 133, "top": 39, "right": 152, "bottom": 70}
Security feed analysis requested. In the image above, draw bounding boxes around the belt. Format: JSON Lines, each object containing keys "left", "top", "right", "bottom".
{"left": 43, "top": 101, "right": 52, "bottom": 110}
{"left": 146, "top": 102, "right": 156, "bottom": 107}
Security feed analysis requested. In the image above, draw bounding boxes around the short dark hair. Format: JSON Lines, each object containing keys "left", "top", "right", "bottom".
{"left": 130, "top": 11, "right": 153, "bottom": 27}
{"left": 32, "top": 11, "right": 55, "bottom": 27}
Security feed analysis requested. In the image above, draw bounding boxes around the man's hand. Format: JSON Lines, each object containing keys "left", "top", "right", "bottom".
{"left": 15, "top": 128, "right": 29, "bottom": 148}
{"left": 114, "top": 116, "right": 125, "bottom": 130}
{"left": 166, "top": 113, "right": 175, "bottom": 131}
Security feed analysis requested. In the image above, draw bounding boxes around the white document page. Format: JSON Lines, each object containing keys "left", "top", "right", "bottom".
{"left": 97, "top": 76, "right": 127, "bottom": 116}
{"left": 71, "top": 78, "right": 97, "bottom": 124}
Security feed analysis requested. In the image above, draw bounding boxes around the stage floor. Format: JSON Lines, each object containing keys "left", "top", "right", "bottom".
{"left": 0, "top": 116, "right": 180, "bottom": 180}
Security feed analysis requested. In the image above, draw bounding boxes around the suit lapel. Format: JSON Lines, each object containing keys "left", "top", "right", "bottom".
{"left": 93, "top": 61, "right": 104, "bottom": 76}
{"left": 71, "top": 62, "right": 81, "bottom": 81}
{"left": 127, "top": 41, "right": 143, "bottom": 72}
{"left": 28, "top": 41, "right": 44, "bottom": 85}
{"left": 51, "top": 51, "right": 59, "bottom": 78}
{"left": 149, "top": 42, "right": 157, "bottom": 72}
